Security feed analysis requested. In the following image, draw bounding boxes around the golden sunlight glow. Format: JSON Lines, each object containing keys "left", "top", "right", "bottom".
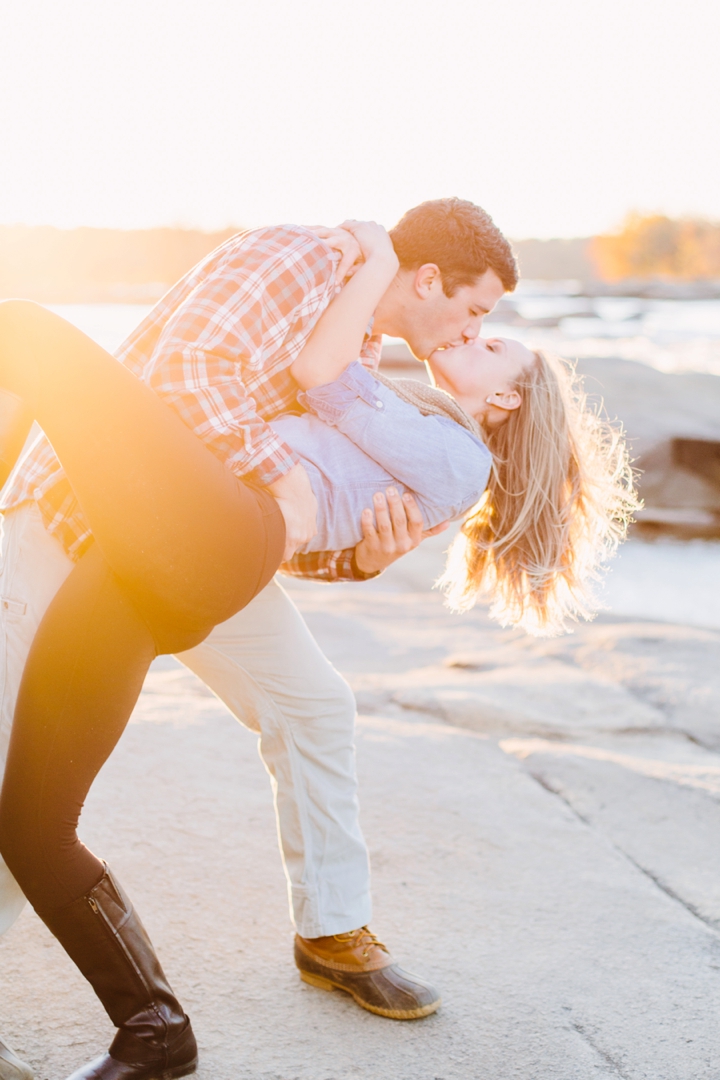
{"left": 1, "top": 0, "right": 719, "bottom": 237}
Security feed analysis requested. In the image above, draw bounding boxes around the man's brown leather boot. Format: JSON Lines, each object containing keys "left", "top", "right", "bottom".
{"left": 294, "top": 927, "right": 441, "bottom": 1020}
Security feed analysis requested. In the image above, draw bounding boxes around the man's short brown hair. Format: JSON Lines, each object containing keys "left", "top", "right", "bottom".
{"left": 389, "top": 197, "right": 518, "bottom": 296}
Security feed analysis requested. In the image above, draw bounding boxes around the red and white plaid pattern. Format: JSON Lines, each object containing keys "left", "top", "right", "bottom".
{"left": 1, "top": 225, "right": 382, "bottom": 580}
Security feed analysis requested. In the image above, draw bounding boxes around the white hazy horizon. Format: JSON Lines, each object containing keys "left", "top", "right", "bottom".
{"left": 2, "top": 0, "right": 720, "bottom": 240}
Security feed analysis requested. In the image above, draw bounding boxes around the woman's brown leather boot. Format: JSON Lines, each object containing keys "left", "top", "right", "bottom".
{"left": 40, "top": 866, "right": 197, "bottom": 1080}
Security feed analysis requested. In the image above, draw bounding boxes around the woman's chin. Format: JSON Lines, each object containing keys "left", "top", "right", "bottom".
{"left": 427, "top": 354, "right": 452, "bottom": 390}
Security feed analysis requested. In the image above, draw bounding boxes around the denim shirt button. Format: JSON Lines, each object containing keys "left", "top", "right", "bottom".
{"left": 375, "top": 400, "right": 383, "bottom": 409}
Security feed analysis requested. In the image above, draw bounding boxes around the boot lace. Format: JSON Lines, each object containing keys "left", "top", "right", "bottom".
{"left": 333, "top": 926, "right": 388, "bottom": 960}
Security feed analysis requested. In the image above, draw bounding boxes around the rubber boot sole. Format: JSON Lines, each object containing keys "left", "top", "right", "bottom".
{"left": 150, "top": 1062, "right": 197, "bottom": 1080}
{"left": 299, "top": 970, "right": 441, "bottom": 1020}
{"left": 67, "top": 1057, "right": 197, "bottom": 1080}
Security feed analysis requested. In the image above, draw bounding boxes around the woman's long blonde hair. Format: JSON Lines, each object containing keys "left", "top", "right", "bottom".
{"left": 437, "top": 349, "right": 640, "bottom": 636}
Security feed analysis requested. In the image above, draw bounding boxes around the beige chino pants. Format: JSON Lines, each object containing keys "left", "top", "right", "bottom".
{"left": 0, "top": 503, "right": 371, "bottom": 940}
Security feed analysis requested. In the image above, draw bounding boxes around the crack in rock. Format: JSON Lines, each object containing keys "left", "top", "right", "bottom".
{"left": 527, "top": 769, "right": 720, "bottom": 935}
{"left": 571, "top": 1021, "right": 632, "bottom": 1079}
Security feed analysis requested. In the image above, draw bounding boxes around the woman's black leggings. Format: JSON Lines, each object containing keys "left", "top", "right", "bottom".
{"left": 0, "top": 301, "right": 285, "bottom": 915}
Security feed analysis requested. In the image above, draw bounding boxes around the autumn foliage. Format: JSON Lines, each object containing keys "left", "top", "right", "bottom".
{"left": 591, "top": 214, "right": 720, "bottom": 281}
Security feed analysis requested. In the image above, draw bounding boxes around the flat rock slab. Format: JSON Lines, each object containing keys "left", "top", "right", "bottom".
{"left": 4, "top": 701, "right": 720, "bottom": 1079}
{"left": 575, "top": 357, "right": 720, "bottom": 456}
{"left": 502, "top": 731, "right": 720, "bottom": 928}
{"left": 2, "top": 539, "right": 720, "bottom": 1078}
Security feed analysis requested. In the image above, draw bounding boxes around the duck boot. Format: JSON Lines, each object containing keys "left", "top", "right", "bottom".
{"left": 40, "top": 866, "right": 197, "bottom": 1080}
{"left": 295, "top": 926, "right": 441, "bottom": 1020}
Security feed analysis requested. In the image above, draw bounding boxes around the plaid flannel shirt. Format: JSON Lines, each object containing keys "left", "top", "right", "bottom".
{"left": 1, "top": 225, "right": 383, "bottom": 581}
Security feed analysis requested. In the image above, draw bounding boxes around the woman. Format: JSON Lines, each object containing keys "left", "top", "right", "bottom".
{"left": 0, "top": 228, "right": 636, "bottom": 1080}
{"left": 0, "top": 297, "right": 287, "bottom": 1080}
{"left": 286, "top": 221, "right": 637, "bottom": 636}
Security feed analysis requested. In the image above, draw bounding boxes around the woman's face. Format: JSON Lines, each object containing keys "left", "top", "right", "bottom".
{"left": 427, "top": 337, "right": 535, "bottom": 422}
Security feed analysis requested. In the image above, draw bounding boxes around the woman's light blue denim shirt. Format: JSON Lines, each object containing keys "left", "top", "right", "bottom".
{"left": 269, "top": 361, "right": 492, "bottom": 554}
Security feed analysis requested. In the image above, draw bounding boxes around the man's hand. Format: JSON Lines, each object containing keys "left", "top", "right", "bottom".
{"left": 353, "top": 487, "right": 450, "bottom": 576}
{"left": 267, "top": 463, "right": 318, "bottom": 562}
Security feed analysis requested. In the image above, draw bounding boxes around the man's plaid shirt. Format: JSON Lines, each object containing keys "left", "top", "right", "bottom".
{"left": 1, "top": 225, "right": 382, "bottom": 580}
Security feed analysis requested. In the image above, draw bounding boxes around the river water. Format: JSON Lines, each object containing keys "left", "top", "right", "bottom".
{"left": 485, "top": 283, "right": 720, "bottom": 377}
{"left": 46, "top": 300, "right": 720, "bottom": 632}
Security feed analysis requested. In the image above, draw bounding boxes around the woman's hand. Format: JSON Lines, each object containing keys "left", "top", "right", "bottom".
{"left": 306, "top": 226, "right": 363, "bottom": 285}
{"left": 306, "top": 221, "right": 399, "bottom": 286}
{"left": 337, "top": 220, "right": 399, "bottom": 275}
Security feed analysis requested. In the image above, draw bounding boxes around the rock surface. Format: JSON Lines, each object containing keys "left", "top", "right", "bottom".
{"left": 2, "top": 537, "right": 720, "bottom": 1079}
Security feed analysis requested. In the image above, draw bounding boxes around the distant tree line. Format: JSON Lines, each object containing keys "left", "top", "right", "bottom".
{"left": 0, "top": 226, "right": 603, "bottom": 297}
{"left": 591, "top": 214, "right": 720, "bottom": 281}
{"left": 1, "top": 216, "right": 719, "bottom": 301}
{"left": 510, "top": 237, "right": 596, "bottom": 281}
{"left": 0, "top": 225, "right": 241, "bottom": 302}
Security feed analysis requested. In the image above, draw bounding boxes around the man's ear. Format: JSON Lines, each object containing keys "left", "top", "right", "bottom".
{"left": 486, "top": 389, "right": 522, "bottom": 413}
{"left": 413, "top": 263, "right": 442, "bottom": 299}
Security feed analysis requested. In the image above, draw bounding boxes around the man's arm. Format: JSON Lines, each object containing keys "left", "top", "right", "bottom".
{"left": 142, "top": 227, "right": 338, "bottom": 486}
{"left": 280, "top": 490, "right": 449, "bottom": 582}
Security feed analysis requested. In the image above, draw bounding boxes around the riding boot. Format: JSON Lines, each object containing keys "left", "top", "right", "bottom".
{"left": 40, "top": 866, "right": 197, "bottom": 1080}
{"left": 0, "top": 389, "right": 33, "bottom": 490}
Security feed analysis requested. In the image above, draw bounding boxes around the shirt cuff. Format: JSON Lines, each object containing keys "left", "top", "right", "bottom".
{"left": 350, "top": 548, "right": 381, "bottom": 580}
{"left": 237, "top": 437, "right": 301, "bottom": 487}
{"left": 298, "top": 361, "right": 382, "bottom": 423}
{"left": 359, "top": 335, "right": 383, "bottom": 370}
{"left": 280, "top": 547, "right": 380, "bottom": 582}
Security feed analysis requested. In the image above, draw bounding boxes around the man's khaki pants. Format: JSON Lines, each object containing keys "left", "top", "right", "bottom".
{"left": 0, "top": 503, "right": 371, "bottom": 939}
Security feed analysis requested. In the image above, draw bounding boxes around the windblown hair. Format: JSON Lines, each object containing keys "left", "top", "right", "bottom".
{"left": 437, "top": 350, "right": 640, "bottom": 636}
{"left": 390, "top": 197, "right": 519, "bottom": 294}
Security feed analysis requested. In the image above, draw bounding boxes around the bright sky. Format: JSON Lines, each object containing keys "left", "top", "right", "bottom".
{"left": 1, "top": 0, "right": 719, "bottom": 238}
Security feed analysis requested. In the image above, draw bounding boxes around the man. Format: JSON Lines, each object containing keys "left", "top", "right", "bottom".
{"left": 0, "top": 198, "right": 517, "bottom": 1078}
